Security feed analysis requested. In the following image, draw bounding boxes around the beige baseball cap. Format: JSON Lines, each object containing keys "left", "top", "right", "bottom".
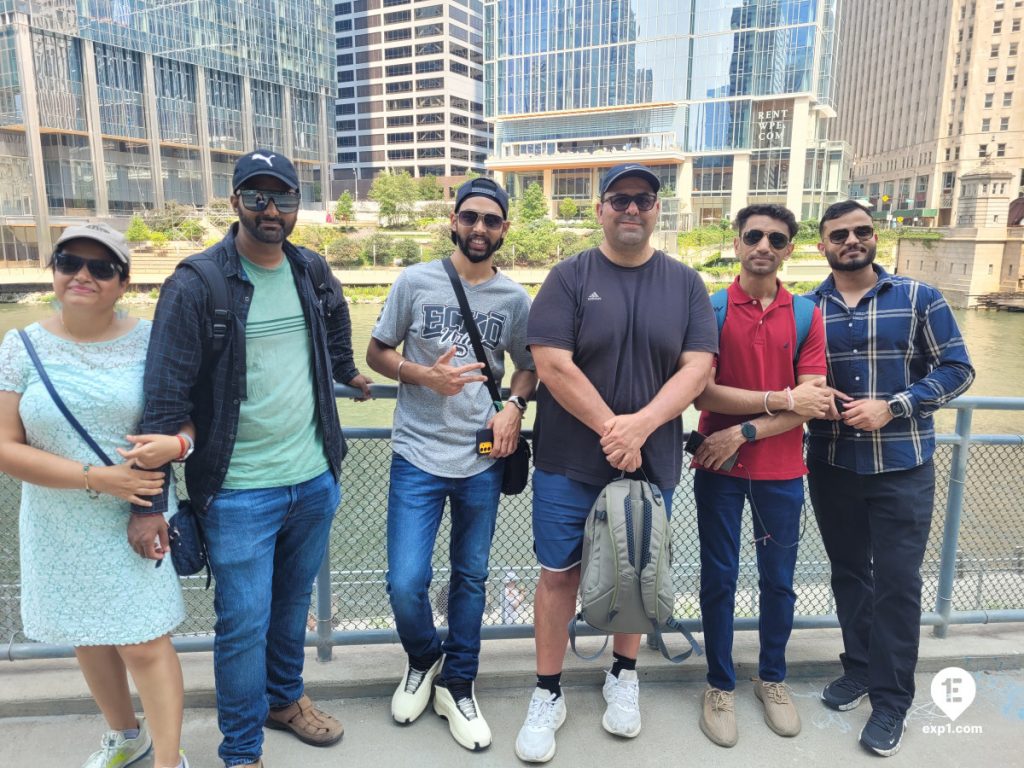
{"left": 54, "top": 223, "right": 131, "bottom": 265}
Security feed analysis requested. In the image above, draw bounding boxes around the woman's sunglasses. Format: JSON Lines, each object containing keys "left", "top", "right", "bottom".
{"left": 457, "top": 210, "right": 505, "bottom": 230}
{"left": 52, "top": 252, "right": 124, "bottom": 281}
{"left": 827, "top": 225, "right": 875, "bottom": 245}
{"left": 237, "top": 189, "right": 301, "bottom": 214}
{"left": 741, "top": 230, "right": 790, "bottom": 249}
{"left": 602, "top": 193, "right": 658, "bottom": 212}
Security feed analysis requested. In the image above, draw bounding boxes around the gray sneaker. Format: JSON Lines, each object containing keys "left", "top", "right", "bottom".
{"left": 81, "top": 717, "right": 152, "bottom": 768}
{"left": 699, "top": 686, "right": 738, "bottom": 748}
{"left": 515, "top": 688, "right": 567, "bottom": 763}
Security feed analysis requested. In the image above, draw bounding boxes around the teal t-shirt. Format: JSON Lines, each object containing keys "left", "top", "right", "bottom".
{"left": 222, "top": 255, "right": 329, "bottom": 488}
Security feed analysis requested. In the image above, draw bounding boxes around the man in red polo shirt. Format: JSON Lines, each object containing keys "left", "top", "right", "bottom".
{"left": 692, "top": 204, "right": 831, "bottom": 748}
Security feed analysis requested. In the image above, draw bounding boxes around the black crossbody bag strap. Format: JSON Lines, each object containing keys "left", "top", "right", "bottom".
{"left": 441, "top": 258, "right": 503, "bottom": 411}
{"left": 18, "top": 330, "right": 114, "bottom": 466}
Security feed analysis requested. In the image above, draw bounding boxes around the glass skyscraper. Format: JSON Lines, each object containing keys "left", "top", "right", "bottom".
{"left": 485, "top": 0, "right": 848, "bottom": 225}
{"left": 1, "top": 0, "right": 334, "bottom": 261}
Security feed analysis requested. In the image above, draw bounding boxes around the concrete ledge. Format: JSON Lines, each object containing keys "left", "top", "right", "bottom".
{"left": 3, "top": 624, "right": 1021, "bottom": 719}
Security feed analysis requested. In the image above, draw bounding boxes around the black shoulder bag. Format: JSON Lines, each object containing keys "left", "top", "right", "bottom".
{"left": 441, "top": 258, "right": 531, "bottom": 494}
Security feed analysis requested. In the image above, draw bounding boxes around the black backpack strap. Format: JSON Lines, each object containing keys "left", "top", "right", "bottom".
{"left": 180, "top": 255, "right": 231, "bottom": 356}
{"left": 441, "top": 257, "right": 504, "bottom": 411}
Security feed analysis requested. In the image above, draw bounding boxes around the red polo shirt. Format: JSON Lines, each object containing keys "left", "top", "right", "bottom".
{"left": 696, "top": 278, "right": 827, "bottom": 481}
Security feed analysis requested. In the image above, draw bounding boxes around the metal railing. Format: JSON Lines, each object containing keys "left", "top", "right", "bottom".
{"left": 3, "top": 393, "right": 1023, "bottom": 662}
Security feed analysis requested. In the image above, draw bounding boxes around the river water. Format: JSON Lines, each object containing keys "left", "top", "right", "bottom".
{"left": 0, "top": 300, "right": 1020, "bottom": 435}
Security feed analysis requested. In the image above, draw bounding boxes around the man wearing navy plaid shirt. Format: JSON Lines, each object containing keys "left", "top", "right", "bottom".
{"left": 806, "top": 200, "right": 975, "bottom": 758}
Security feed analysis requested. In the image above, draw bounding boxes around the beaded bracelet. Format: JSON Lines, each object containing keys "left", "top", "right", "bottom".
{"left": 82, "top": 464, "right": 100, "bottom": 500}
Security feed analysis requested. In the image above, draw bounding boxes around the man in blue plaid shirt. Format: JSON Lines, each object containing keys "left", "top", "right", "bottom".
{"left": 806, "top": 200, "right": 975, "bottom": 758}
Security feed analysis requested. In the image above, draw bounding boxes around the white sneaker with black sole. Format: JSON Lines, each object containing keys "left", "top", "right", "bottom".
{"left": 602, "top": 669, "right": 642, "bottom": 738}
{"left": 391, "top": 656, "right": 443, "bottom": 724}
{"left": 433, "top": 681, "right": 492, "bottom": 751}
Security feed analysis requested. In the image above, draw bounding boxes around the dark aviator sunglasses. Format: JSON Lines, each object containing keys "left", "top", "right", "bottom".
{"left": 52, "top": 252, "right": 124, "bottom": 281}
{"left": 742, "top": 229, "right": 790, "bottom": 250}
{"left": 237, "top": 188, "right": 301, "bottom": 214}
{"left": 827, "top": 225, "right": 875, "bottom": 245}
{"left": 457, "top": 210, "right": 505, "bottom": 230}
{"left": 602, "top": 193, "right": 658, "bottom": 212}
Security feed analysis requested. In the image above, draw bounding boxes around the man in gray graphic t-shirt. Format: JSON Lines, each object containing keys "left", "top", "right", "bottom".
{"left": 367, "top": 178, "right": 536, "bottom": 753}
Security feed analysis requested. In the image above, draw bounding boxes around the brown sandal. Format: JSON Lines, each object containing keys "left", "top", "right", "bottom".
{"left": 265, "top": 694, "right": 344, "bottom": 746}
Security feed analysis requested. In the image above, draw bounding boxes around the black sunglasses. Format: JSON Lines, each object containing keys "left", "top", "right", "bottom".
{"left": 52, "top": 251, "right": 124, "bottom": 281}
{"left": 742, "top": 229, "right": 790, "bottom": 249}
{"left": 827, "top": 225, "right": 875, "bottom": 245}
{"left": 602, "top": 193, "right": 658, "bottom": 212}
{"left": 237, "top": 188, "right": 301, "bottom": 214}
{"left": 457, "top": 210, "right": 505, "bottom": 230}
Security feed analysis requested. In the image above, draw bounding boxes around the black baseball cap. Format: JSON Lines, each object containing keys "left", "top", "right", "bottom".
{"left": 454, "top": 177, "right": 509, "bottom": 219}
{"left": 599, "top": 163, "right": 661, "bottom": 197}
{"left": 232, "top": 150, "right": 300, "bottom": 192}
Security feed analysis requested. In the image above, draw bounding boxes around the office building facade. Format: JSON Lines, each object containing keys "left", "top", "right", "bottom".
{"left": 331, "top": 0, "right": 491, "bottom": 198}
{"left": 1, "top": 0, "right": 334, "bottom": 261}
{"left": 836, "top": 0, "right": 1024, "bottom": 227}
{"left": 484, "top": 0, "right": 848, "bottom": 226}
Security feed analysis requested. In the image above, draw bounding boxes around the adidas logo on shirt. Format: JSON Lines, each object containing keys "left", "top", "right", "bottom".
{"left": 587, "top": 292, "right": 602, "bottom": 301}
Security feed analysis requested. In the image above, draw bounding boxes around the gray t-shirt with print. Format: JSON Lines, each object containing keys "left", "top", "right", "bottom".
{"left": 372, "top": 260, "right": 534, "bottom": 478}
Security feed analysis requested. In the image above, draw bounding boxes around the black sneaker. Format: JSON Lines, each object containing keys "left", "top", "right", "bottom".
{"left": 859, "top": 710, "right": 906, "bottom": 757}
{"left": 821, "top": 675, "right": 869, "bottom": 711}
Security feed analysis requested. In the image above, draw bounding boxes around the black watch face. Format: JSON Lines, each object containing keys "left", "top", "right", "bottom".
{"left": 741, "top": 422, "right": 756, "bottom": 440}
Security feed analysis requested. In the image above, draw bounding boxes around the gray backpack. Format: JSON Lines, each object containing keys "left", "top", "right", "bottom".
{"left": 569, "top": 479, "right": 703, "bottom": 664}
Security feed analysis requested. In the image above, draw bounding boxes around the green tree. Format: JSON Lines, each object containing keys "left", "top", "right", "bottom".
{"left": 426, "top": 222, "right": 455, "bottom": 261}
{"left": 417, "top": 175, "right": 443, "bottom": 201}
{"left": 324, "top": 237, "right": 362, "bottom": 268}
{"left": 362, "top": 233, "right": 396, "bottom": 266}
{"left": 125, "top": 215, "right": 150, "bottom": 243}
{"left": 393, "top": 238, "right": 422, "bottom": 265}
{"left": 558, "top": 197, "right": 579, "bottom": 220}
{"left": 519, "top": 181, "right": 548, "bottom": 222}
{"left": 368, "top": 170, "right": 418, "bottom": 227}
{"left": 334, "top": 190, "right": 355, "bottom": 224}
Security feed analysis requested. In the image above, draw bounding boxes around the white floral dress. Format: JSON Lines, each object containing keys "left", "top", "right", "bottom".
{"left": 0, "top": 321, "right": 184, "bottom": 645}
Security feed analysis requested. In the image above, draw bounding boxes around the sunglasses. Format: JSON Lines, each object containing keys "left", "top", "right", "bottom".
{"left": 602, "top": 193, "right": 658, "bottom": 212}
{"left": 457, "top": 210, "right": 505, "bottom": 230}
{"left": 237, "top": 188, "right": 301, "bottom": 214}
{"left": 741, "top": 229, "right": 790, "bottom": 249}
{"left": 52, "top": 252, "right": 124, "bottom": 281}
{"left": 827, "top": 225, "right": 875, "bottom": 245}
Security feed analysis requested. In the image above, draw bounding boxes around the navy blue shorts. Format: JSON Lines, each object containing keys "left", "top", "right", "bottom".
{"left": 531, "top": 468, "right": 675, "bottom": 571}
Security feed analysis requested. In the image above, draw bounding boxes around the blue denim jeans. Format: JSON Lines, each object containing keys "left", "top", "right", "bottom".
{"left": 386, "top": 453, "right": 502, "bottom": 682}
{"left": 203, "top": 469, "right": 339, "bottom": 767}
{"left": 694, "top": 469, "right": 803, "bottom": 691}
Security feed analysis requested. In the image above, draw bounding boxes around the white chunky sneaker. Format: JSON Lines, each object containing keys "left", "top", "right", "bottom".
{"left": 433, "top": 681, "right": 492, "bottom": 751}
{"left": 81, "top": 717, "right": 152, "bottom": 768}
{"left": 515, "top": 688, "right": 568, "bottom": 763}
{"left": 602, "top": 669, "right": 642, "bottom": 738}
{"left": 391, "top": 656, "right": 443, "bottom": 724}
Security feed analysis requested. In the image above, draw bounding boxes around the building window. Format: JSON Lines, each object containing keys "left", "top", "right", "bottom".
{"left": 985, "top": 93, "right": 994, "bottom": 107}
{"left": 1007, "top": 66, "right": 1017, "bottom": 81}
{"left": 1004, "top": 92, "right": 1014, "bottom": 106}
{"left": 386, "top": 63, "right": 412, "bottom": 77}
{"left": 1011, "top": 42, "right": 1020, "bottom": 56}
{"left": 991, "top": 44, "right": 1000, "bottom": 57}
{"left": 988, "top": 67, "right": 998, "bottom": 83}
{"left": 384, "top": 28, "right": 412, "bottom": 42}
{"left": 994, "top": 20, "right": 1003, "bottom": 33}
{"left": 1001, "top": 116, "right": 1010, "bottom": 130}
{"left": 385, "top": 45, "right": 412, "bottom": 60}
{"left": 383, "top": 10, "right": 411, "bottom": 23}
{"left": 997, "top": 143, "right": 1007, "bottom": 157}
{"left": 945, "top": 148, "right": 951, "bottom": 160}
{"left": 980, "top": 144, "right": 988, "bottom": 157}
{"left": 982, "top": 118, "right": 991, "bottom": 132}
{"left": 1013, "top": 18, "right": 1021, "bottom": 32}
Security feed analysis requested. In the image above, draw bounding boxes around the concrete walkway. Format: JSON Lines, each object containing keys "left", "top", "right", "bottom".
{"left": 2, "top": 625, "right": 1021, "bottom": 766}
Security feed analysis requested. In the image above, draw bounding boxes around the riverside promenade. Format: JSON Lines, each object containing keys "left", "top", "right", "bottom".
{"left": 2, "top": 625, "right": 1022, "bottom": 767}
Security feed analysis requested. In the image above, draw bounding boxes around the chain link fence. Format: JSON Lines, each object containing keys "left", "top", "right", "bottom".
{"left": 3, "top": 401, "right": 1023, "bottom": 656}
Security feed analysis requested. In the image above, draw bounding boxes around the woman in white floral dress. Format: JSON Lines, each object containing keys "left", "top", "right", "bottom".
{"left": 0, "top": 225, "right": 191, "bottom": 768}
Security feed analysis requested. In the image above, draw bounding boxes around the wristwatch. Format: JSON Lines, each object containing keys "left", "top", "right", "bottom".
{"left": 177, "top": 433, "right": 195, "bottom": 462}
{"left": 506, "top": 395, "right": 527, "bottom": 412}
{"left": 740, "top": 421, "right": 757, "bottom": 442}
{"left": 887, "top": 398, "right": 908, "bottom": 419}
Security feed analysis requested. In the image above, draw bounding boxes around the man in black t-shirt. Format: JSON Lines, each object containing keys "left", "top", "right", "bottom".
{"left": 515, "top": 164, "right": 717, "bottom": 763}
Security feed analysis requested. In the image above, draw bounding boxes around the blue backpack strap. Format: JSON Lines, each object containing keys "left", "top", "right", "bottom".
{"left": 710, "top": 287, "right": 729, "bottom": 339}
{"left": 791, "top": 294, "right": 815, "bottom": 365}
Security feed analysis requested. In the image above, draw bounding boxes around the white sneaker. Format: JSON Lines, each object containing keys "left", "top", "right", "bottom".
{"left": 391, "top": 656, "right": 443, "bottom": 724}
{"left": 515, "top": 688, "right": 567, "bottom": 763}
{"left": 81, "top": 717, "right": 152, "bottom": 768}
{"left": 602, "top": 669, "right": 641, "bottom": 738}
{"left": 432, "top": 681, "right": 492, "bottom": 751}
